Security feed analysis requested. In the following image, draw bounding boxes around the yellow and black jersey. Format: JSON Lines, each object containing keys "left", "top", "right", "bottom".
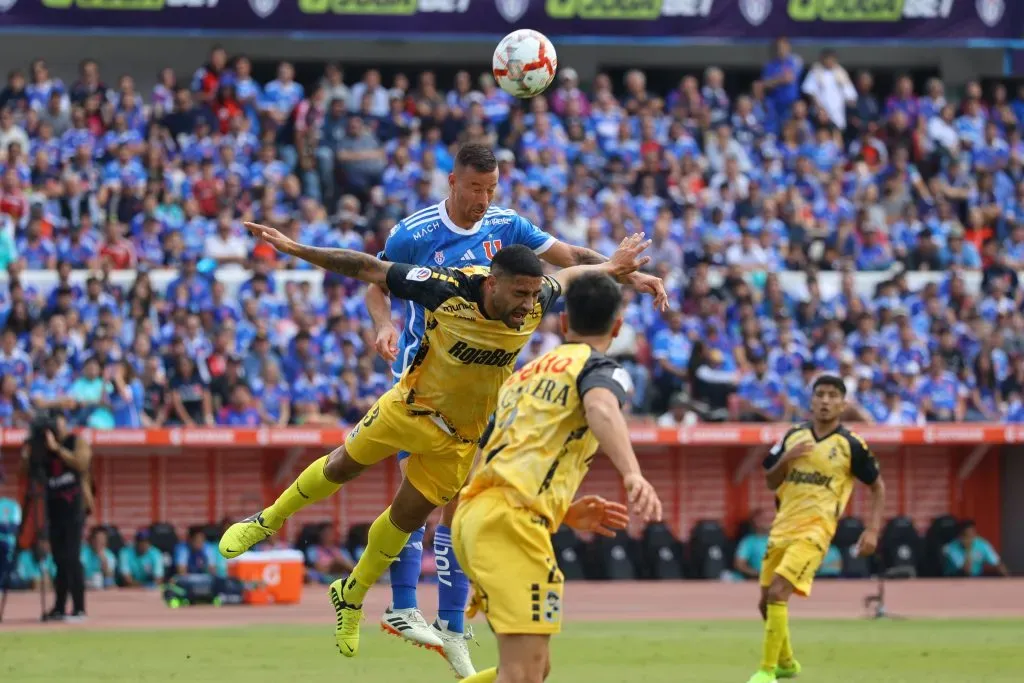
{"left": 762, "top": 422, "right": 880, "bottom": 549}
{"left": 462, "top": 343, "right": 633, "bottom": 530}
{"left": 385, "top": 263, "right": 561, "bottom": 443}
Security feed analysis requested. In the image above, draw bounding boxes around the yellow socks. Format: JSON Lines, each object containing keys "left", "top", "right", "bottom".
{"left": 344, "top": 507, "right": 411, "bottom": 606}
{"left": 779, "top": 630, "right": 795, "bottom": 668}
{"left": 263, "top": 455, "right": 341, "bottom": 529}
{"left": 462, "top": 668, "right": 497, "bottom": 682}
{"left": 760, "top": 602, "right": 790, "bottom": 672}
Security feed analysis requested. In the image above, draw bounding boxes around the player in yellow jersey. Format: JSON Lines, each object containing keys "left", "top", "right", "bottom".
{"left": 218, "top": 222, "right": 653, "bottom": 664}
{"left": 746, "top": 374, "right": 887, "bottom": 683}
{"left": 452, "top": 271, "right": 663, "bottom": 683}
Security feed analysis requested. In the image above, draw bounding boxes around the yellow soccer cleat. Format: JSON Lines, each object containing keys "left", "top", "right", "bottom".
{"left": 746, "top": 670, "right": 777, "bottom": 683}
{"left": 329, "top": 577, "right": 364, "bottom": 657}
{"left": 218, "top": 511, "right": 278, "bottom": 559}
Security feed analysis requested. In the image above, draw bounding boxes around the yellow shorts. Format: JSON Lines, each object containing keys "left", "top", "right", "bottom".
{"left": 759, "top": 538, "right": 826, "bottom": 597}
{"left": 453, "top": 489, "right": 564, "bottom": 635}
{"left": 344, "top": 387, "right": 477, "bottom": 507}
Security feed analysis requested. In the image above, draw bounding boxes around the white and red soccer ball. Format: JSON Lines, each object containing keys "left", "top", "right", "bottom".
{"left": 492, "top": 29, "right": 558, "bottom": 99}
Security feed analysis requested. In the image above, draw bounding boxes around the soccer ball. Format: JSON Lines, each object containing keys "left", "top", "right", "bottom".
{"left": 492, "top": 29, "right": 558, "bottom": 99}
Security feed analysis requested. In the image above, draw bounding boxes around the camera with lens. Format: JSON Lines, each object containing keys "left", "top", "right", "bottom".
{"left": 26, "top": 409, "right": 61, "bottom": 483}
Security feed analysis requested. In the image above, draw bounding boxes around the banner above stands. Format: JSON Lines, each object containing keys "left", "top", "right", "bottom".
{"left": 0, "top": 1, "right": 1017, "bottom": 42}
{"left": 0, "top": 424, "right": 1019, "bottom": 449}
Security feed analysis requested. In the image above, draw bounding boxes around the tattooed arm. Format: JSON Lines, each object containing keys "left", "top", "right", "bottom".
{"left": 541, "top": 238, "right": 669, "bottom": 310}
{"left": 245, "top": 221, "right": 392, "bottom": 289}
{"left": 542, "top": 240, "right": 610, "bottom": 267}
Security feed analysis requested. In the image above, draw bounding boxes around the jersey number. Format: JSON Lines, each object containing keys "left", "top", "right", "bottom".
{"left": 483, "top": 240, "right": 503, "bottom": 260}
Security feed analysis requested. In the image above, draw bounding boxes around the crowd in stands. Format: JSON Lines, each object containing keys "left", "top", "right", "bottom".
{"left": 2, "top": 40, "right": 1024, "bottom": 424}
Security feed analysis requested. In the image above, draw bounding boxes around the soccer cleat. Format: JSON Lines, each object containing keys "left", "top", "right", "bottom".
{"left": 433, "top": 621, "right": 478, "bottom": 679}
{"left": 218, "top": 511, "right": 278, "bottom": 559}
{"left": 775, "top": 660, "right": 802, "bottom": 679}
{"left": 329, "top": 577, "right": 364, "bottom": 657}
{"left": 65, "top": 611, "right": 87, "bottom": 624}
{"left": 381, "top": 606, "right": 445, "bottom": 651}
{"left": 746, "top": 670, "right": 777, "bottom": 683}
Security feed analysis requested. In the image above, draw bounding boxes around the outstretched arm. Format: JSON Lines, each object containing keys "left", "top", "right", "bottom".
{"left": 584, "top": 387, "right": 662, "bottom": 523}
{"left": 542, "top": 238, "right": 668, "bottom": 310}
{"left": 246, "top": 222, "right": 392, "bottom": 289}
{"left": 551, "top": 233, "right": 652, "bottom": 293}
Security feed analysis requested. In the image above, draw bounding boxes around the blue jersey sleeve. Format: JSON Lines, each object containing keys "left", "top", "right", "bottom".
{"left": 378, "top": 223, "right": 417, "bottom": 264}
{"left": 511, "top": 215, "right": 556, "bottom": 254}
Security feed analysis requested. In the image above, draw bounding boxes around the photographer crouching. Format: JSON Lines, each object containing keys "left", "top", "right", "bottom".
{"left": 22, "top": 410, "right": 93, "bottom": 622}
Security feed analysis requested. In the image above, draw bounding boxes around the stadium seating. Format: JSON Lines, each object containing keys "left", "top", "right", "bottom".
{"left": 551, "top": 526, "right": 587, "bottom": 581}
{"left": 688, "top": 520, "right": 731, "bottom": 580}
{"left": 879, "top": 516, "right": 922, "bottom": 576}
{"left": 833, "top": 516, "right": 872, "bottom": 578}
{"left": 921, "top": 514, "right": 961, "bottom": 578}
{"left": 641, "top": 522, "right": 685, "bottom": 580}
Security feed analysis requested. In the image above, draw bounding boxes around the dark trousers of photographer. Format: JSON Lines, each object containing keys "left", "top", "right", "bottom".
{"left": 48, "top": 501, "right": 85, "bottom": 615}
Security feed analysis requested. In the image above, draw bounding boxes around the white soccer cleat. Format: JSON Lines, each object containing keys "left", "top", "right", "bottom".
{"left": 433, "top": 621, "right": 478, "bottom": 680}
{"left": 380, "top": 606, "right": 445, "bottom": 651}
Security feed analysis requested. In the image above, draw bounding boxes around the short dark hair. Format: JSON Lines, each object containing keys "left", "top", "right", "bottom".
{"left": 490, "top": 244, "right": 544, "bottom": 279}
{"left": 812, "top": 373, "right": 846, "bottom": 396}
{"left": 566, "top": 272, "right": 622, "bottom": 336}
{"left": 454, "top": 143, "right": 497, "bottom": 174}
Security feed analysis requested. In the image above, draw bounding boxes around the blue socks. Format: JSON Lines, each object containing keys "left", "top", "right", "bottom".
{"left": 387, "top": 523, "right": 470, "bottom": 634}
{"left": 389, "top": 526, "right": 424, "bottom": 610}
{"left": 435, "top": 525, "right": 470, "bottom": 634}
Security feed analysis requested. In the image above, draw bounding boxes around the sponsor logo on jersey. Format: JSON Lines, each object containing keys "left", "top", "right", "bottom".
{"left": 448, "top": 341, "right": 518, "bottom": 367}
{"left": 460, "top": 249, "right": 476, "bottom": 261}
{"left": 406, "top": 267, "right": 432, "bottom": 282}
{"left": 496, "top": 0, "right": 529, "bottom": 22}
{"left": 412, "top": 221, "right": 439, "bottom": 240}
{"left": 441, "top": 302, "right": 476, "bottom": 315}
{"left": 786, "top": 468, "right": 834, "bottom": 489}
{"left": 434, "top": 250, "right": 445, "bottom": 265}
{"left": 485, "top": 216, "right": 514, "bottom": 226}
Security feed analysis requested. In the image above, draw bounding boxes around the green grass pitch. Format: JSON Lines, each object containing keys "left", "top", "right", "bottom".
{"left": 5, "top": 619, "right": 1023, "bottom": 682}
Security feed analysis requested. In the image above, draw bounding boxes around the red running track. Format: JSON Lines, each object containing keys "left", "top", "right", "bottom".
{"left": 2, "top": 579, "right": 1023, "bottom": 632}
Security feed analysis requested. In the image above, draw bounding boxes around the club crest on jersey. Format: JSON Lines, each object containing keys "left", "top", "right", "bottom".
{"left": 483, "top": 239, "right": 503, "bottom": 260}
{"left": 434, "top": 251, "right": 446, "bottom": 265}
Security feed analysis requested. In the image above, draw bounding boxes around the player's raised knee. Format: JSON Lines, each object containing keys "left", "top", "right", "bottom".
{"left": 324, "top": 446, "right": 365, "bottom": 484}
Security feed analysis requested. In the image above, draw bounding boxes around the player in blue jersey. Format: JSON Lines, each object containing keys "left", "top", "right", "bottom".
{"left": 365, "top": 143, "right": 667, "bottom": 678}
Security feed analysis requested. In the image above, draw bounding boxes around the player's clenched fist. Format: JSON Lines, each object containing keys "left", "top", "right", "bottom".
{"left": 623, "top": 473, "right": 662, "bottom": 523}
{"left": 374, "top": 323, "right": 399, "bottom": 364}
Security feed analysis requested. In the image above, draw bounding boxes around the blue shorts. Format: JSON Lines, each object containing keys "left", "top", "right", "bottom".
{"left": 391, "top": 370, "right": 412, "bottom": 462}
